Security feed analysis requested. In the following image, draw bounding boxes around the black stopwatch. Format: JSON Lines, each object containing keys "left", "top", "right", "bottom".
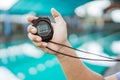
{"left": 32, "top": 17, "right": 53, "bottom": 42}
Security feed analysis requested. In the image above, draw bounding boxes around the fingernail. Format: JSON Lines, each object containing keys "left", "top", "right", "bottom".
{"left": 36, "top": 37, "right": 41, "bottom": 41}
{"left": 32, "top": 28, "right": 36, "bottom": 32}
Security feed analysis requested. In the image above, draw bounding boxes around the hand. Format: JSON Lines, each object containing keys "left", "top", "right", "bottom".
{"left": 27, "top": 8, "right": 68, "bottom": 54}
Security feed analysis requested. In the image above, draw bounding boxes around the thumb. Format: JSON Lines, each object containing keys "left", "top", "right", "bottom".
{"left": 51, "top": 8, "right": 64, "bottom": 22}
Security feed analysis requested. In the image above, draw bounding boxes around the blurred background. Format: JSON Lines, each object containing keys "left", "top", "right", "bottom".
{"left": 0, "top": 0, "right": 120, "bottom": 80}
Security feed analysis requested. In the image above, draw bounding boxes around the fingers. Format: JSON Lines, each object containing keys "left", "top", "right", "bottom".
{"left": 27, "top": 25, "right": 37, "bottom": 34}
{"left": 28, "top": 33, "right": 41, "bottom": 41}
{"left": 28, "top": 33, "right": 47, "bottom": 47}
{"left": 27, "top": 16, "right": 37, "bottom": 34}
{"left": 27, "top": 16, "right": 38, "bottom": 22}
{"left": 33, "top": 42, "right": 48, "bottom": 48}
{"left": 27, "top": 16, "right": 48, "bottom": 48}
{"left": 51, "top": 8, "right": 64, "bottom": 22}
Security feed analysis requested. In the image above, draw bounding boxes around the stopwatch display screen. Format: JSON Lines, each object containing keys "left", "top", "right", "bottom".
{"left": 37, "top": 21, "right": 51, "bottom": 36}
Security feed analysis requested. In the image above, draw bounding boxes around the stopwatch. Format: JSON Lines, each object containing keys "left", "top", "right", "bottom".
{"left": 32, "top": 17, "right": 53, "bottom": 42}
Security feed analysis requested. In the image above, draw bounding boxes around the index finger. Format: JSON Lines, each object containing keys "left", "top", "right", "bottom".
{"left": 27, "top": 16, "right": 38, "bottom": 22}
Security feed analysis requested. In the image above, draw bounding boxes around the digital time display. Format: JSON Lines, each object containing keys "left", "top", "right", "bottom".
{"left": 38, "top": 24, "right": 49, "bottom": 33}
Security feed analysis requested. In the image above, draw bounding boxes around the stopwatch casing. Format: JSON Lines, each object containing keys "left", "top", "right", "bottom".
{"left": 32, "top": 17, "right": 53, "bottom": 42}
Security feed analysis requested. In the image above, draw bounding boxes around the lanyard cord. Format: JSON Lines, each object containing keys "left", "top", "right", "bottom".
{"left": 46, "top": 47, "right": 120, "bottom": 62}
{"left": 49, "top": 41, "right": 115, "bottom": 60}
{"left": 45, "top": 41, "right": 120, "bottom": 62}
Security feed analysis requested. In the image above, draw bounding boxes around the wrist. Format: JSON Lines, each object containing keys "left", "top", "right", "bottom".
{"left": 55, "top": 40, "right": 71, "bottom": 58}
{"left": 57, "top": 40, "right": 69, "bottom": 51}
{"left": 55, "top": 40, "right": 79, "bottom": 62}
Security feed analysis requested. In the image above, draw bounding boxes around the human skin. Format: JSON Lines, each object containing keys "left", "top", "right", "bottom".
{"left": 27, "top": 8, "right": 117, "bottom": 80}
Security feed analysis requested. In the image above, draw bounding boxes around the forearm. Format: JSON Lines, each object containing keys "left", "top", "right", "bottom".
{"left": 56, "top": 41, "right": 104, "bottom": 80}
